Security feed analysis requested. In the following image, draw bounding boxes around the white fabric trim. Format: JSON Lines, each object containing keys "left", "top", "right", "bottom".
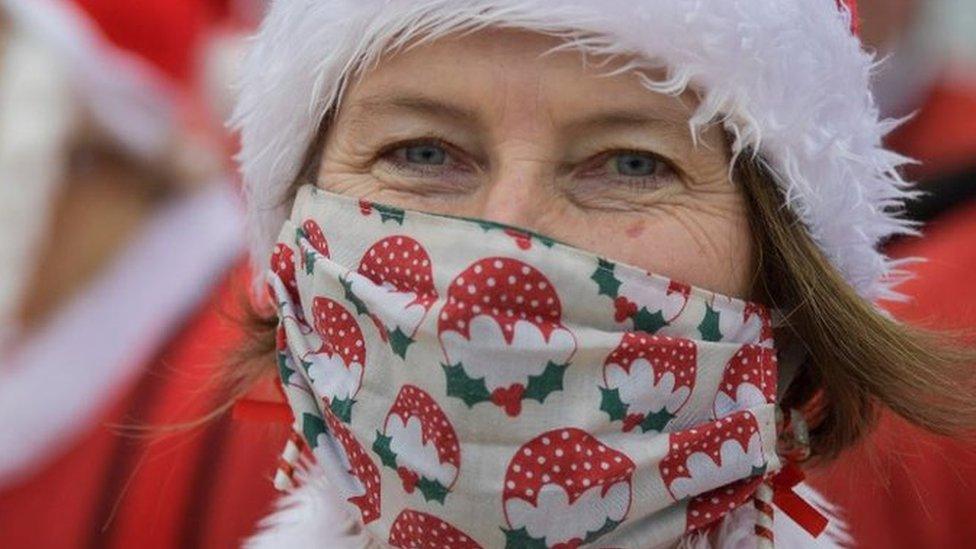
{"left": 233, "top": 0, "right": 916, "bottom": 304}
{"left": 0, "top": 20, "right": 74, "bottom": 352}
{"left": 246, "top": 466, "right": 848, "bottom": 548}
{"left": 1, "top": 0, "right": 176, "bottom": 160}
{"left": 0, "top": 183, "right": 245, "bottom": 488}
{"left": 0, "top": 0, "right": 182, "bottom": 351}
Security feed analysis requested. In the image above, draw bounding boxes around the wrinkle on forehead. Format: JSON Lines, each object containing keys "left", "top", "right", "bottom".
{"left": 338, "top": 28, "right": 727, "bottom": 157}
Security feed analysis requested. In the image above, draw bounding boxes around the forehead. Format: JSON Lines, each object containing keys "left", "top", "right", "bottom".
{"left": 341, "top": 28, "right": 699, "bottom": 128}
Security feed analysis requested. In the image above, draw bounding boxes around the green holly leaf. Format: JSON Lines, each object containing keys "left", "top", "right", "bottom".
{"left": 329, "top": 396, "right": 355, "bottom": 423}
{"left": 388, "top": 327, "right": 413, "bottom": 359}
{"left": 591, "top": 259, "right": 621, "bottom": 298}
{"left": 340, "top": 275, "right": 370, "bottom": 316}
{"left": 640, "top": 408, "right": 676, "bottom": 433}
{"left": 698, "top": 303, "right": 723, "bottom": 342}
{"left": 472, "top": 218, "right": 559, "bottom": 248}
{"left": 599, "top": 386, "right": 629, "bottom": 422}
{"left": 583, "top": 518, "right": 623, "bottom": 544}
{"left": 633, "top": 307, "right": 667, "bottom": 334}
{"left": 523, "top": 361, "right": 568, "bottom": 403}
{"left": 442, "top": 362, "right": 491, "bottom": 407}
{"left": 375, "top": 203, "right": 405, "bottom": 224}
{"left": 372, "top": 430, "right": 398, "bottom": 469}
{"left": 751, "top": 463, "right": 768, "bottom": 478}
{"left": 300, "top": 358, "right": 313, "bottom": 374}
{"left": 475, "top": 219, "right": 502, "bottom": 233}
{"left": 502, "top": 527, "right": 548, "bottom": 549}
{"left": 303, "top": 250, "right": 317, "bottom": 275}
{"left": 416, "top": 476, "right": 450, "bottom": 504}
{"left": 302, "top": 413, "right": 327, "bottom": 450}
{"left": 277, "top": 352, "right": 296, "bottom": 385}
{"left": 536, "top": 234, "right": 556, "bottom": 248}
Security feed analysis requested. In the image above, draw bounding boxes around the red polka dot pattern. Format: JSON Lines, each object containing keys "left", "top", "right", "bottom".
{"left": 717, "top": 344, "right": 777, "bottom": 409}
{"left": 385, "top": 385, "right": 461, "bottom": 469}
{"left": 439, "top": 258, "right": 564, "bottom": 345}
{"left": 686, "top": 476, "right": 763, "bottom": 532}
{"left": 388, "top": 509, "right": 482, "bottom": 549}
{"left": 301, "top": 219, "right": 331, "bottom": 257}
{"left": 271, "top": 243, "right": 299, "bottom": 305}
{"left": 502, "top": 428, "right": 635, "bottom": 507}
{"left": 311, "top": 297, "right": 366, "bottom": 367}
{"left": 324, "top": 408, "right": 381, "bottom": 524}
{"left": 603, "top": 332, "right": 697, "bottom": 389}
{"left": 659, "top": 412, "right": 762, "bottom": 502}
{"left": 359, "top": 236, "right": 437, "bottom": 309}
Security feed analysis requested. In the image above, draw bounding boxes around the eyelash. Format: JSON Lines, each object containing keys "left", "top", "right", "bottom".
{"left": 577, "top": 148, "right": 677, "bottom": 188}
{"left": 376, "top": 137, "right": 470, "bottom": 176}
{"left": 375, "top": 138, "right": 678, "bottom": 189}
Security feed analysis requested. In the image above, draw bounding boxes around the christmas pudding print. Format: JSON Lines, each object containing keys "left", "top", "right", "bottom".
{"left": 296, "top": 219, "right": 331, "bottom": 274}
{"left": 686, "top": 476, "right": 764, "bottom": 532}
{"left": 341, "top": 235, "right": 438, "bottom": 358}
{"left": 270, "top": 242, "right": 301, "bottom": 310}
{"left": 599, "top": 332, "right": 697, "bottom": 433}
{"left": 388, "top": 509, "right": 483, "bottom": 549}
{"left": 472, "top": 217, "right": 556, "bottom": 251}
{"left": 322, "top": 408, "right": 382, "bottom": 525}
{"left": 303, "top": 297, "right": 366, "bottom": 423}
{"left": 501, "top": 428, "right": 636, "bottom": 548}
{"left": 713, "top": 344, "right": 777, "bottom": 418}
{"left": 438, "top": 258, "right": 577, "bottom": 417}
{"left": 358, "top": 197, "right": 406, "bottom": 224}
{"left": 591, "top": 259, "right": 690, "bottom": 334}
{"left": 697, "top": 299, "right": 774, "bottom": 344}
{"left": 275, "top": 323, "right": 299, "bottom": 386}
{"left": 659, "top": 411, "right": 767, "bottom": 532}
{"left": 372, "top": 385, "right": 461, "bottom": 503}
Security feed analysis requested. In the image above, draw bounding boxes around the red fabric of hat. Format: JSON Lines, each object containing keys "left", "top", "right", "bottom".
{"left": 71, "top": 0, "right": 223, "bottom": 86}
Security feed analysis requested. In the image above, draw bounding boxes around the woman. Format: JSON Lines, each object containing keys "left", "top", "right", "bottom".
{"left": 230, "top": 1, "right": 976, "bottom": 547}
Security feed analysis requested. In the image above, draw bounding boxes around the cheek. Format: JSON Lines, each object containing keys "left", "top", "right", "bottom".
{"left": 557, "top": 207, "right": 755, "bottom": 299}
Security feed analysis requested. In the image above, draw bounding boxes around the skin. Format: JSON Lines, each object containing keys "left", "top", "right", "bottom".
{"left": 317, "top": 29, "right": 754, "bottom": 298}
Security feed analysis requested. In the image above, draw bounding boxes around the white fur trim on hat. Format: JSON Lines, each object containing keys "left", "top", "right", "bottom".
{"left": 232, "top": 0, "right": 917, "bottom": 303}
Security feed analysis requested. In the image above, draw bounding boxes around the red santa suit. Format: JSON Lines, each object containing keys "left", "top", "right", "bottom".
{"left": 811, "top": 59, "right": 976, "bottom": 549}
{"left": 0, "top": 1, "right": 283, "bottom": 547}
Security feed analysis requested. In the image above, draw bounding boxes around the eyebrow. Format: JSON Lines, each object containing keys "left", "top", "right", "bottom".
{"left": 346, "top": 92, "right": 686, "bottom": 136}
{"left": 562, "top": 109, "right": 682, "bottom": 134}
{"left": 348, "top": 93, "right": 481, "bottom": 126}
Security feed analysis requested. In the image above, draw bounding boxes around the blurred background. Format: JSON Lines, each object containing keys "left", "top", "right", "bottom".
{"left": 0, "top": 1, "right": 973, "bottom": 547}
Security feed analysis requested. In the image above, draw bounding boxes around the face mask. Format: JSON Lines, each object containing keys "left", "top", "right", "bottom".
{"left": 269, "top": 184, "right": 784, "bottom": 548}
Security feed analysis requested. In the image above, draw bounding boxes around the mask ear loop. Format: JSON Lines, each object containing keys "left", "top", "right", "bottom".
{"left": 753, "top": 309, "right": 828, "bottom": 546}
{"left": 754, "top": 407, "right": 829, "bottom": 546}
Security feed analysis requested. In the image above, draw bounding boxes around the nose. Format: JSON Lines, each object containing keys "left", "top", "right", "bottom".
{"left": 476, "top": 142, "right": 557, "bottom": 231}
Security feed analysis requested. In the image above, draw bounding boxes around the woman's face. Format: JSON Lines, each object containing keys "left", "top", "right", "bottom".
{"left": 317, "top": 29, "right": 754, "bottom": 298}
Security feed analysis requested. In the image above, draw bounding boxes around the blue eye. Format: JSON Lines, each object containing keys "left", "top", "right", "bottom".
{"left": 613, "top": 152, "right": 659, "bottom": 176}
{"left": 403, "top": 144, "right": 447, "bottom": 165}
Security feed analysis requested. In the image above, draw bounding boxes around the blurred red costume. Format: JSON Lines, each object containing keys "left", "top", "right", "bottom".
{"left": 0, "top": 1, "right": 283, "bottom": 547}
{"left": 0, "top": 261, "right": 285, "bottom": 549}
{"left": 811, "top": 74, "right": 976, "bottom": 548}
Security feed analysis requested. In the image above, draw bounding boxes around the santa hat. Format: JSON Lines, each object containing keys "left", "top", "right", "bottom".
{"left": 232, "top": 0, "right": 917, "bottom": 305}
{"left": 0, "top": 0, "right": 192, "bottom": 351}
